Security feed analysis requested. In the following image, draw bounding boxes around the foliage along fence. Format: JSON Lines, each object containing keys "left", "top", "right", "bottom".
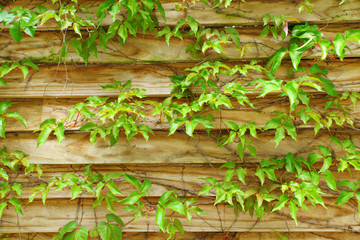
{"left": 1, "top": 0, "right": 360, "bottom": 239}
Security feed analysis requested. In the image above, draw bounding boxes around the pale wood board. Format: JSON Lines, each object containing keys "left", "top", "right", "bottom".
{"left": 0, "top": 59, "right": 360, "bottom": 98}
{"left": 1, "top": 25, "right": 360, "bottom": 64}
{"left": 1, "top": 198, "right": 359, "bottom": 233}
{"left": 3, "top": 231, "right": 360, "bottom": 240}
{"left": 9, "top": 164, "right": 360, "bottom": 199}
{"left": 2, "top": 0, "right": 360, "bottom": 29}
{"left": 5, "top": 95, "right": 359, "bottom": 132}
{"left": 0, "top": 129, "right": 358, "bottom": 164}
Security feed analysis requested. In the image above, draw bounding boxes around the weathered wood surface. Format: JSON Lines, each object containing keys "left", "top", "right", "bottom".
{"left": 0, "top": 129, "right": 357, "bottom": 164}
{"left": 3, "top": 232, "right": 360, "bottom": 240}
{"left": 1, "top": 59, "right": 360, "bottom": 98}
{"left": 10, "top": 164, "right": 360, "bottom": 199}
{"left": 2, "top": 0, "right": 360, "bottom": 29}
{"left": 3, "top": 96, "right": 360, "bottom": 132}
{"left": 1, "top": 198, "right": 359, "bottom": 233}
{"left": 1, "top": 24, "right": 360, "bottom": 64}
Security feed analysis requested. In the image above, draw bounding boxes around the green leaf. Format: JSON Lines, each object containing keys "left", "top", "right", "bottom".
{"left": 37, "top": 127, "right": 53, "bottom": 148}
{"left": 54, "top": 122, "right": 65, "bottom": 146}
{"left": 11, "top": 183, "right": 22, "bottom": 197}
{"left": 9, "top": 197, "right": 22, "bottom": 214}
{"left": 198, "top": 184, "right": 212, "bottom": 195}
{"left": 22, "top": 58, "right": 39, "bottom": 71}
{"left": 224, "top": 169, "right": 235, "bottom": 182}
{"left": 316, "top": 77, "right": 338, "bottom": 97}
{"left": 173, "top": 218, "right": 184, "bottom": 233}
{"left": 5, "top": 112, "right": 27, "bottom": 128}
{"left": 124, "top": 173, "right": 141, "bottom": 192}
{"left": 337, "top": 180, "right": 358, "bottom": 191}
{"left": 98, "top": 221, "right": 111, "bottom": 240}
{"left": 70, "top": 185, "right": 82, "bottom": 200}
{"left": 59, "top": 221, "right": 79, "bottom": 238}
{"left": 105, "top": 196, "right": 115, "bottom": 213}
{"left": 219, "top": 162, "right": 236, "bottom": 169}
{"left": 0, "top": 79, "right": 8, "bottom": 86}
{"left": 333, "top": 33, "right": 346, "bottom": 60}
{"left": 0, "top": 101, "right": 13, "bottom": 115}
{"left": 264, "top": 117, "right": 283, "bottom": 130}
{"left": 164, "top": 200, "right": 186, "bottom": 215}
{"left": 140, "top": 178, "right": 152, "bottom": 194}
{"left": 0, "top": 168, "right": 8, "bottom": 181}
{"left": 0, "top": 202, "right": 7, "bottom": 218}
{"left": 156, "top": 207, "right": 166, "bottom": 232}
{"left": 272, "top": 194, "right": 289, "bottom": 212}
{"left": 119, "top": 191, "right": 141, "bottom": 205}
{"left": 236, "top": 167, "right": 246, "bottom": 184}
{"left": 320, "top": 170, "right": 337, "bottom": 191}
{"left": 106, "top": 213, "right": 125, "bottom": 226}
{"left": 79, "top": 122, "right": 98, "bottom": 131}
{"left": 9, "top": 19, "right": 22, "bottom": 43}
{"left": 0, "top": 117, "right": 5, "bottom": 138}
{"left": 255, "top": 167, "right": 265, "bottom": 185}
{"left": 284, "top": 120, "right": 297, "bottom": 140}
{"left": 319, "top": 39, "right": 331, "bottom": 60}
{"left": 259, "top": 25, "right": 270, "bottom": 39}
{"left": 103, "top": 173, "right": 122, "bottom": 182}
{"left": 274, "top": 127, "right": 285, "bottom": 147}
{"left": 39, "top": 118, "right": 57, "bottom": 129}
{"left": 266, "top": 47, "right": 287, "bottom": 73}
{"left": 106, "top": 181, "right": 122, "bottom": 195}
{"left": 289, "top": 200, "right": 298, "bottom": 225}
{"left": 335, "top": 190, "right": 354, "bottom": 205}
{"left": 74, "top": 226, "right": 88, "bottom": 240}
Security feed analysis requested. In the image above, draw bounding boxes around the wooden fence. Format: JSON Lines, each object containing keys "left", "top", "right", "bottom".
{"left": 1, "top": 0, "right": 360, "bottom": 239}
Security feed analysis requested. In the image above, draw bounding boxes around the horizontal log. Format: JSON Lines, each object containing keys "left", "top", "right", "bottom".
{"left": 2, "top": 0, "right": 360, "bottom": 29}
{"left": 10, "top": 164, "right": 360, "bottom": 199}
{"left": 1, "top": 197, "right": 359, "bottom": 233}
{"left": 0, "top": 129, "right": 358, "bottom": 165}
{"left": 3, "top": 231, "right": 360, "bottom": 240}
{"left": 6, "top": 95, "right": 359, "bottom": 132}
{"left": 0, "top": 58, "right": 359, "bottom": 98}
{"left": 1, "top": 25, "right": 360, "bottom": 65}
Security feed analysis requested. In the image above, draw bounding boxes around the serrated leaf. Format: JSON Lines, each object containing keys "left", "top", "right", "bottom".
{"left": 156, "top": 207, "right": 165, "bottom": 232}
{"left": 272, "top": 194, "right": 289, "bottom": 212}
{"left": 165, "top": 200, "right": 186, "bottom": 215}
{"left": 106, "top": 213, "right": 125, "bottom": 226}
{"left": 59, "top": 221, "right": 78, "bottom": 238}
{"left": 5, "top": 112, "right": 27, "bottom": 128}
{"left": 321, "top": 170, "right": 337, "bottom": 191}
{"left": 37, "top": 127, "right": 53, "bottom": 148}
{"left": 335, "top": 190, "right": 354, "bottom": 205}
{"left": 9, "top": 19, "right": 22, "bottom": 43}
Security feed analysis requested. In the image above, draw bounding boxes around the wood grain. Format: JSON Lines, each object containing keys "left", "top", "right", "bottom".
{"left": 1, "top": 198, "right": 359, "bottom": 233}
{"left": 2, "top": 0, "right": 360, "bottom": 29}
{"left": 2, "top": 232, "right": 360, "bottom": 240}
{"left": 3, "top": 96, "right": 360, "bottom": 132}
{"left": 10, "top": 164, "right": 360, "bottom": 199}
{"left": 1, "top": 25, "right": 360, "bottom": 64}
{"left": 1, "top": 129, "right": 358, "bottom": 165}
{"left": 1, "top": 59, "right": 360, "bottom": 98}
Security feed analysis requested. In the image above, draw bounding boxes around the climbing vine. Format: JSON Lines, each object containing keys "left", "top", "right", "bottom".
{"left": 1, "top": 0, "right": 360, "bottom": 239}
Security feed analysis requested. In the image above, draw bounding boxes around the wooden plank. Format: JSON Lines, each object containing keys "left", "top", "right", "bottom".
{"left": 2, "top": 0, "right": 360, "bottom": 29}
{"left": 2, "top": 231, "right": 360, "bottom": 239}
{"left": 0, "top": 58, "right": 359, "bottom": 98}
{"left": 1, "top": 25, "right": 360, "bottom": 65}
{"left": 6, "top": 95, "right": 359, "bottom": 132}
{"left": 11, "top": 164, "right": 360, "bottom": 199}
{"left": 1, "top": 198, "right": 359, "bottom": 233}
{"left": 1, "top": 129, "right": 358, "bottom": 164}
